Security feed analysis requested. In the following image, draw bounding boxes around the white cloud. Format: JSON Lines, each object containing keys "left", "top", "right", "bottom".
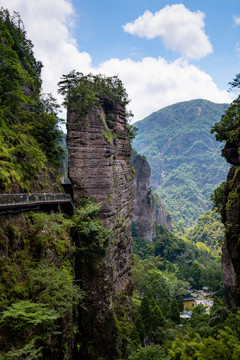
{"left": 234, "top": 15, "right": 240, "bottom": 26}
{"left": 123, "top": 4, "right": 213, "bottom": 59}
{"left": 98, "top": 57, "right": 232, "bottom": 122}
{"left": 1, "top": 0, "right": 92, "bottom": 100}
{"left": 2, "top": 0, "right": 231, "bottom": 124}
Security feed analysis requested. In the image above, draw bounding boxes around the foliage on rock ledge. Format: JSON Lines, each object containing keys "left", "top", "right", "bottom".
{"left": 211, "top": 98, "right": 240, "bottom": 144}
{"left": 58, "top": 70, "right": 137, "bottom": 143}
{"left": 58, "top": 71, "right": 131, "bottom": 112}
{"left": 72, "top": 198, "right": 113, "bottom": 263}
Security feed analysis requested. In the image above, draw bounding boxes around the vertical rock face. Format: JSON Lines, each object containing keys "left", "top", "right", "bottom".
{"left": 222, "top": 137, "right": 240, "bottom": 308}
{"left": 132, "top": 151, "right": 171, "bottom": 240}
{"left": 67, "top": 100, "right": 134, "bottom": 358}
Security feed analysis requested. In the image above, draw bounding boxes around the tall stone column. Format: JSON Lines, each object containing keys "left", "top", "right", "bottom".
{"left": 67, "top": 99, "right": 134, "bottom": 359}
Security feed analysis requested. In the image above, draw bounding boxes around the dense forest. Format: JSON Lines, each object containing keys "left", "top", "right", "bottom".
{"left": 1, "top": 7, "right": 240, "bottom": 360}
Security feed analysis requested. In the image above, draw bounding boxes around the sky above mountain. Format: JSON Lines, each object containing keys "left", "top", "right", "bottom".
{"left": 2, "top": 0, "right": 240, "bottom": 122}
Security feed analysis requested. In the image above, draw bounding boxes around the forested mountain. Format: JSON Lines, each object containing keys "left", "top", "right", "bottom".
{"left": 133, "top": 99, "right": 229, "bottom": 230}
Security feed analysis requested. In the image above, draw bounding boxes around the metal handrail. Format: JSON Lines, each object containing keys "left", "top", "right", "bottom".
{"left": 0, "top": 193, "right": 73, "bottom": 207}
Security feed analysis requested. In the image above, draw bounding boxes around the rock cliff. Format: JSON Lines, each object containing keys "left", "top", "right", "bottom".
{"left": 221, "top": 137, "right": 240, "bottom": 308}
{"left": 132, "top": 151, "right": 171, "bottom": 240}
{"left": 67, "top": 98, "right": 134, "bottom": 358}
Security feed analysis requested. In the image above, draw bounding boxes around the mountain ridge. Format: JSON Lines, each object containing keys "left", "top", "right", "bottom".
{"left": 133, "top": 99, "right": 230, "bottom": 229}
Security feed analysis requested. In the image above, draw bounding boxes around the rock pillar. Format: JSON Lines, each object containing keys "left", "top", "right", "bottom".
{"left": 67, "top": 99, "right": 134, "bottom": 358}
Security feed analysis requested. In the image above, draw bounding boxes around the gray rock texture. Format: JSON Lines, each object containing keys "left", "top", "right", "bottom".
{"left": 132, "top": 151, "right": 171, "bottom": 240}
{"left": 67, "top": 100, "right": 134, "bottom": 359}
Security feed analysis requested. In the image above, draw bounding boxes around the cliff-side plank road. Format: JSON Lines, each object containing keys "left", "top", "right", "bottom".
{"left": 0, "top": 193, "right": 74, "bottom": 215}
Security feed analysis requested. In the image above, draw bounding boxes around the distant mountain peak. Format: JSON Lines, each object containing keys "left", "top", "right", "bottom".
{"left": 133, "top": 99, "right": 229, "bottom": 229}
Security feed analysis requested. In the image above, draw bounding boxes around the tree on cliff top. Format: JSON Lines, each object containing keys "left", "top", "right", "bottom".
{"left": 211, "top": 73, "right": 240, "bottom": 145}
{"left": 58, "top": 71, "right": 132, "bottom": 116}
{"left": 210, "top": 74, "right": 240, "bottom": 215}
{"left": 58, "top": 71, "right": 137, "bottom": 142}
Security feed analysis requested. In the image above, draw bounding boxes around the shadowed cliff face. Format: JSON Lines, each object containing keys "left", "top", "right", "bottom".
{"left": 67, "top": 100, "right": 134, "bottom": 359}
{"left": 132, "top": 151, "right": 171, "bottom": 240}
{"left": 222, "top": 129, "right": 240, "bottom": 308}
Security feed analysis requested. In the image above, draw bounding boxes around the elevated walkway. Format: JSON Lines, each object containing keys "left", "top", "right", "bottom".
{"left": 0, "top": 193, "right": 74, "bottom": 215}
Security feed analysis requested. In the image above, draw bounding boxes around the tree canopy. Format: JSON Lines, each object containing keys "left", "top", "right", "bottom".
{"left": 58, "top": 70, "right": 131, "bottom": 114}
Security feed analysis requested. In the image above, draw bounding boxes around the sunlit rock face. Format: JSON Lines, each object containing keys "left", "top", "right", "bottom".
{"left": 132, "top": 151, "right": 171, "bottom": 241}
{"left": 67, "top": 99, "right": 134, "bottom": 359}
{"left": 222, "top": 130, "right": 240, "bottom": 309}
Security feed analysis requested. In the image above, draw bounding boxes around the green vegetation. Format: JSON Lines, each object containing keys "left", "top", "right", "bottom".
{"left": 186, "top": 210, "right": 224, "bottom": 251}
{"left": 132, "top": 225, "right": 222, "bottom": 297}
{"left": 210, "top": 76, "right": 240, "bottom": 232}
{"left": 211, "top": 181, "right": 226, "bottom": 214}
{"left": 2, "top": 6, "right": 240, "bottom": 359}
{"left": 29, "top": 264, "right": 83, "bottom": 314}
{"left": 0, "top": 126, "right": 48, "bottom": 191}
{"left": 0, "top": 212, "right": 84, "bottom": 358}
{"left": 129, "top": 345, "right": 166, "bottom": 360}
{"left": 130, "top": 212, "right": 225, "bottom": 357}
{"left": 0, "top": 9, "right": 65, "bottom": 192}
{"left": 133, "top": 99, "right": 229, "bottom": 230}
{"left": 1, "top": 300, "right": 59, "bottom": 337}
{"left": 72, "top": 198, "right": 113, "bottom": 262}
{"left": 58, "top": 70, "right": 132, "bottom": 117}
{"left": 128, "top": 307, "right": 240, "bottom": 359}
{"left": 58, "top": 70, "right": 137, "bottom": 144}
{"left": 0, "top": 9, "right": 135, "bottom": 358}
{"left": 128, "top": 81, "right": 240, "bottom": 358}
{"left": 98, "top": 113, "right": 117, "bottom": 143}
{"left": 0, "top": 197, "right": 114, "bottom": 358}
{"left": 211, "top": 96, "right": 240, "bottom": 145}
{"left": 127, "top": 221, "right": 240, "bottom": 359}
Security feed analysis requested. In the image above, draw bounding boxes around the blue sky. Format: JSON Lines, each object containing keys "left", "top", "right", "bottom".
{"left": 3, "top": 0, "right": 240, "bottom": 122}
{"left": 73, "top": 0, "right": 240, "bottom": 87}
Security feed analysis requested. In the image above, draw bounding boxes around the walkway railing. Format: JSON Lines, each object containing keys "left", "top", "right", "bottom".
{"left": 0, "top": 193, "right": 73, "bottom": 207}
